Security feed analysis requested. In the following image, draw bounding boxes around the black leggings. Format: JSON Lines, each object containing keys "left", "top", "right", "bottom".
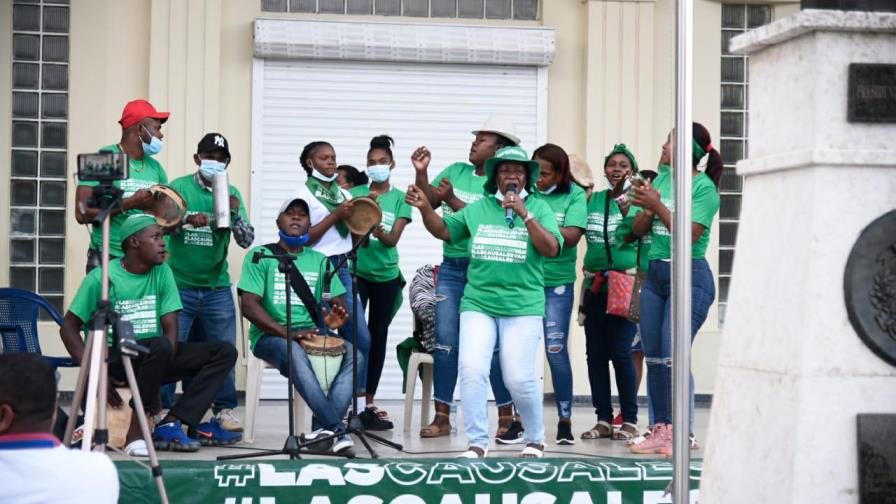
{"left": 356, "top": 276, "right": 402, "bottom": 397}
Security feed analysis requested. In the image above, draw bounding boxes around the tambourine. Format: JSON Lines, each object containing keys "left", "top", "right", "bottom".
{"left": 345, "top": 196, "right": 382, "bottom": 235}
{"left": 147, "top": 184, "right": 187, "bottom": 231}
{"left": 300, "top": 334, "right": 346, "bottom": 392}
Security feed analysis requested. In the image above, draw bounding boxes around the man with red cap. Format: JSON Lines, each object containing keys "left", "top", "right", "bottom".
{"left": 75, "top": 99, "right": 171, "bottom": 272}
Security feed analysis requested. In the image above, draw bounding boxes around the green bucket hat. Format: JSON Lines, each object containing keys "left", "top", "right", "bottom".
{"left": 120, "top": 213, "right": 158, "bottom": 241}
{"left": 483, "top": 146, "right": 541, "bottom": 194}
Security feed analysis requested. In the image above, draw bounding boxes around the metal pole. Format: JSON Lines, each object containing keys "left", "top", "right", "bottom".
{"left": 673, "top": 0, "right": 694, "bottom": 502}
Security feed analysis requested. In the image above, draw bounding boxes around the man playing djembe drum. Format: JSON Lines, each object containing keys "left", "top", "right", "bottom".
{"left": 238, "top": 197, "right": 356, "bottom": 454}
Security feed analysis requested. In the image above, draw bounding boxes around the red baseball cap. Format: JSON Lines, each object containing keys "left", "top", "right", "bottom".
{"left": 118, "top": 99, "right": 170, "bottom": 130}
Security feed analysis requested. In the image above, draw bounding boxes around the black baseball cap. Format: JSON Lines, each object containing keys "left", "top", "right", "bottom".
{"left": 197, "top": 132, "right": 231, "bottom": 158}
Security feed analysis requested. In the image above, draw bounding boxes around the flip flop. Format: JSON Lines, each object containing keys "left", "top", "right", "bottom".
{"left": 458, "top": 447, "right": 487, "bottom": 459}
{"left": 419, "top": 411, "right": 451, "bottom": 438}
{"left": 519, "top": 444, "right": 544, "bottom": 459}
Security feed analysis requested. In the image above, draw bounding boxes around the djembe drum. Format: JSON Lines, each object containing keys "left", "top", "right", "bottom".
{"left": 300, "top": 334, "right": 346, "bottom": 392}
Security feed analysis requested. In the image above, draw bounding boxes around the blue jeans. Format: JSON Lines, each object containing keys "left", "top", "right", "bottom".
{"left": 459, "top": 311, "right": 544, "bottom": 450}
{"left": 161, "top": 287, "right": 238, "bottom": 412}
{"left": 332, "top": 254, "right": 372, "bottom": 394}
{"left": 543, "top": 284, "right": 574, "bottom": 419}
{"left": 432, "top": 257, "right": 511, "bottom": 407}
{"left": 584, "top": 289, "right": 638, "bottom": 424}
{"left": 640, "top": 259, "right": 715, "bottom": 428}
{"left": 252, "top": 332, "right": 356, "bottom": 434}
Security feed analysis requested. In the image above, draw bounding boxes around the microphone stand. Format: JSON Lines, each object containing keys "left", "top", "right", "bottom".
{"left": 218, "top": 250, "right": 352, "bottom": 461}
{"left": 324, "top": 226, "right": 404, "bottom": 458}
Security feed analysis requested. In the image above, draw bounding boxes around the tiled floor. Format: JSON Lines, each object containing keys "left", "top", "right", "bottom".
{"left": 105, "top": 400, "right": 709, "bottom": 461}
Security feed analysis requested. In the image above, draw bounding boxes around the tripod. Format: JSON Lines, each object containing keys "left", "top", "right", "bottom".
{"left": 62, "top": 186, "right": 169, "bottom": 503}
{"left": 323, "top": 227, "right": 404, "bottom": 459}
{"left": 218, "top": 250, "right": 352, "bottom": 461}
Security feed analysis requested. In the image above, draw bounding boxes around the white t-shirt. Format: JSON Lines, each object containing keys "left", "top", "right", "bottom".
{"left": 292, "top": 184, "right": 353, "bottom": 257}
{"left": 0, "top": 434, "right": 119, "bottom": 504}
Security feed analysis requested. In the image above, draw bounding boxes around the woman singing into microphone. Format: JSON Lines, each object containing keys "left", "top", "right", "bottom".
{"left": 406, "top": 146, "right": 561, "bottom": 459}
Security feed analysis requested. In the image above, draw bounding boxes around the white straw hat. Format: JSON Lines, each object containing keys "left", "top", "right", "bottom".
{"left": 471, "top": 115, "right": 521, "bottom": 146}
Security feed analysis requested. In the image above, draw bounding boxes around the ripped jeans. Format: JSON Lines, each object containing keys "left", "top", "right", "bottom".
{"left": 433, "top": 257, "right": 512, "bottom": 407}
{"left": 639, "top": 259, "right": 715, "bottom": 428}
{"left": 543, "top": 283, "right": 574, "bottom": 419}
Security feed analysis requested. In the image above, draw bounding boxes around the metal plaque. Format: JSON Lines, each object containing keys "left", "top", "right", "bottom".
{"left": 844, "top": 209, "right": 896, "bottom": 366}
{"left": 848, "top": 64, "right": 896, "bottom": 123}
{"left": 857, "top": 414, "right": 896, "bottom": 503}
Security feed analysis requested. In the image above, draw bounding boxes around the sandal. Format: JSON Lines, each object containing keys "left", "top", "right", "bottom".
{"left": 519, "top": 443, "right": 544, "bottom": 458}
{"left": 458, "top": 446, "right": 487, "bottom": 458}
{"left": 581, "top": 421, "right": 613, "bottom": 440}
{"left": 612, "top": 422, "right": 639, "bottom": 441}
{"left": 420, "top": 411, "right": 452, "bottom": 438}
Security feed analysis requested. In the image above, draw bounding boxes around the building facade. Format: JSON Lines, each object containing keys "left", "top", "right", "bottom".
{"left": 0, "top": 0, "right": 800, "bottom": 398}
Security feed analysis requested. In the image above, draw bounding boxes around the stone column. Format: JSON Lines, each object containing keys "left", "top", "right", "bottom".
{"left": 148, "top": 0, "right": 223, "bottom": 179}
{"left": 700, "top": 9, "right": 896, "bottom": 503}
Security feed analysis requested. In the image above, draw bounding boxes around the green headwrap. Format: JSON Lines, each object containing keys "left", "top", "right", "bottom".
{"left": 692, "top": 138, "right": 706, "bottom": 160}
{"left": 603, "top": 143, "right": 638, "bottom": 171}
{"left": 119, "top": 214, "right": 157, "bottom": 241}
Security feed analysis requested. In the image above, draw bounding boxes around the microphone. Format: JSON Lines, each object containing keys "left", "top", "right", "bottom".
{"left": 504, "top": 183, "right": 518, "bottom": 226}
{"left": 322, "top": 259, "right": 332, "bottom": 302}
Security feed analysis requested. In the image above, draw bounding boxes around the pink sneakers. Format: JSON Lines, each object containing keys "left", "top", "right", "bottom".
{"left": 630, "top": 424, "right": 672, "bottom": 456}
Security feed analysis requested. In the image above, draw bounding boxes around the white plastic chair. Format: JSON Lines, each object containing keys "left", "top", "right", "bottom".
{"left": 243, "top": 351, "right": 306, "bottom": 443}
{"left": 402, "top": 351, "right": 434, "bottom": 432}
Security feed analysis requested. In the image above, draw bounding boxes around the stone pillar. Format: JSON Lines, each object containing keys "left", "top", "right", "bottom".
{"left": 148, "top": 0, "right": 223, "bottom": 179}
{"left": 583, "top": 0, "right": 659, "bottom": 175}
{"left": 700, "top": 9, "right": 896, "bottom": 503}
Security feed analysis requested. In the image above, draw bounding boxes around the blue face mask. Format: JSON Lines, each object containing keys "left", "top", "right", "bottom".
{"left": 142, "top": 126, "right": 163, "bottom": 156}
{"left": 279, "top": 230, "right": 310, "bottom": 248}
{"left": 367, "top": 164, "right": 391, "bottom": 183}
{"left": 199, "top": 159, "right": 227, "bottom": 179}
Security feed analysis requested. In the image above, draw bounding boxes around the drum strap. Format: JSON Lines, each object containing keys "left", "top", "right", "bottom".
{"left": 263, "top": 243, "right": 322, "bottom": 327}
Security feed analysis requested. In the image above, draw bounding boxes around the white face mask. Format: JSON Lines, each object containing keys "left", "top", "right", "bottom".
{"left": 310, "top": 162, "right": 338, "bottom": 183}
{"left": 539, "top": 184, "right": 557, "bottom": 195}
{"left": 367, "top": 164, "right": 391, "bottom": 183}
{"left": 495, "top": 187, "right": 529, "bottom": 201}
{"left": 607, "top": 177, "right": 632, "bottom": 192}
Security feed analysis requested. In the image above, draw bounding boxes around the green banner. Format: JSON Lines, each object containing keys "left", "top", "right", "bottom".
{"left": 117, "top": 457, "right": 701, "bottom": 504}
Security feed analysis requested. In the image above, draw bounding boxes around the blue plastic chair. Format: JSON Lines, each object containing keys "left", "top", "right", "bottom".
{"left": 0, "top": 288, "right": 77, "bottom": 368}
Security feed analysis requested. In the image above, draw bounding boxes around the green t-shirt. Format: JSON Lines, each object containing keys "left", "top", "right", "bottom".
{"left": 615, "top": 207, "right": 652, "bottom": 272}
{"left": 584, "top": 190, "right": 638, "bottom": 273}
{"left": 647, "top": 168, "right": 720, "bottom": 261}
{"left": 432, "top": 162, "right": 487, "bottom": 258}
{"left": 532, "top": 185, "right": 588, "bottom": 287}
{"left": 166, "top": 174, "right": 250, "bottom": 288}
{"left": 68, "top": 260, "right": 183, "bottom": 342}
{"left": 237, "top": 245, "right": 346, "bottom": 350}
{"left": 78, "top": 144, "right": 168, "bottom": 258}
{"left": 443, "top": 196, "right": 562, "bottom": 317}
{"left": 349, "top": 185, "right": 413, "bottom": 283}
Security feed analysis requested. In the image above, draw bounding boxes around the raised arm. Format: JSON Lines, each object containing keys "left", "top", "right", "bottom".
{"left": 405, "top": 184, "right": 451, "bottom": 242}
{"left": 411, "top": 147, "right": 442, "bottom": 209}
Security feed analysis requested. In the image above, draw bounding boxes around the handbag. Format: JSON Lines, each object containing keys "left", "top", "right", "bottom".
{"left": 601, "top": 193, "right": 635, "bottom": 318}
{"left": 627, "top": 240, "right": 646, "bottom": 323}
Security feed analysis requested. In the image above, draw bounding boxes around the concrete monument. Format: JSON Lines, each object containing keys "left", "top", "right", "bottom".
{"left": 700, "top": 8, "right": 896, "bottom": 503}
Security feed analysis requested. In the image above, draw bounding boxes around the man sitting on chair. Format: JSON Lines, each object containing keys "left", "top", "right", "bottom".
{"left": 59, "top": 214, "right": 239, "bottom": 456}
{"left": 239, "top": 197, "right": 355, "bottom": 454}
